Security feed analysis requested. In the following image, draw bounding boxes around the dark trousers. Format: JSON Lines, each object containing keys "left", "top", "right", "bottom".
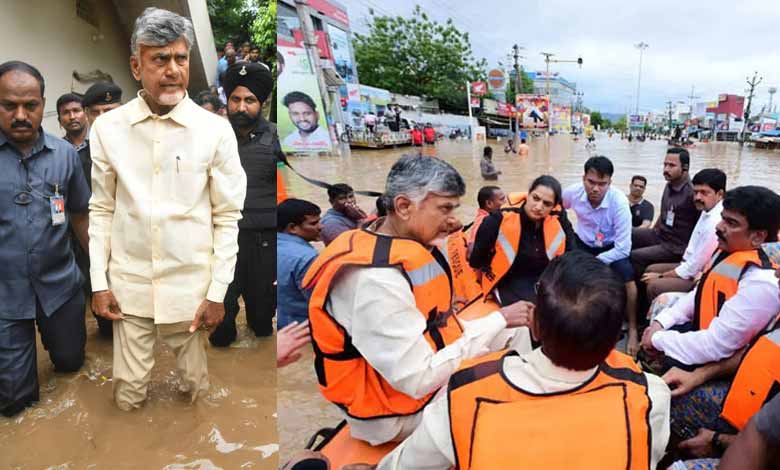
{"left": 73, "top": 238, "right": 112, "bottom": 338}
{"left": 630, "top": 228, "right": 682, "bottom": 279}
{"left": 210, "top": 229, "right": 276, "bottom": 347}
{"left": 0, "top": 290, "right": 86, "bottom": 417}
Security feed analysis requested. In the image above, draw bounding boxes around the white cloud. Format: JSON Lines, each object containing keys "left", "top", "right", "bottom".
{"left": 337, "top": 0, "right": 780, "bottom": 113}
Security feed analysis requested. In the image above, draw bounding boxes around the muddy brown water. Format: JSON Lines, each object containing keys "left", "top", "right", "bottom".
{"left": 1, "top": 308, "right": 277, "bottom": 470}
{"left": 277, "top": 134, "right": 780, "bottom": 462}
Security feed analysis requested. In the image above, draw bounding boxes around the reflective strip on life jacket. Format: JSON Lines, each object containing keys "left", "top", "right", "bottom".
{"left": 693, "top": 248, "right": 777, "bottom": 330}
{"left": 448, "top": 349, "right": 651, "bottom": 470}
{"left": 303, "top": 229, "right": 464, "bottom": 420}
{"left": 720, "top": 328, "right": 780, "bottom": 430}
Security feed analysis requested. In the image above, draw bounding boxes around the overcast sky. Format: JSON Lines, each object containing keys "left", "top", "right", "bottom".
{"left": 337, "top": 0, "right": 780, "bottom": 114}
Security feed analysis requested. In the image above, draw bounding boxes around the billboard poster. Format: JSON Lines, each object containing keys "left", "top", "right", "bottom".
{"left": 327, "top": 25, "right": 357, "bottom": 83}
{"left": 551, "top": 105, "right": 571, "bottom": 132}
{"left": 483, "top": 98, "right": 499, "bottom": 115}
{"left": 277, "top": 46, "right": 333, "bottom": 153}
{"left": 471, "top": 81, "right": 487, "bottom": 96}
{"left": 515, "top": 94, "right": 550, "bottom": 129}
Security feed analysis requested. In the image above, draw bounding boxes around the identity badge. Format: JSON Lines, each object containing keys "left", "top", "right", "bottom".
{"left": 665, "top": 209, "right": 675, "bottom": 227}
{"left": 595, "top": 231, "right": 605, "bottom": 248}
{"left": 50, "top": 195, "right": 65, "bottom": 226}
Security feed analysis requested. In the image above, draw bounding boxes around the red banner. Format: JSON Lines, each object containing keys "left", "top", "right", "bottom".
{"left": 470, "top": 97, "right": 480, "bottom": 108}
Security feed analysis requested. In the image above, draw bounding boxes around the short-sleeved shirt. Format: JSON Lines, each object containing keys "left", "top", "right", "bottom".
{"left": 320, "top": 208, "right": 358, "bottom": 245}
{"left": 276, "top": 232, "right": 318, "bottom": 329}
{"left": 630, "top": 198, "right": 654, "bottom": 227}
{"left": 755, "top": 393, "right": 780, "bottom": 445}
{"left": 0, "top": 129, "right": 91, "bottom": 320}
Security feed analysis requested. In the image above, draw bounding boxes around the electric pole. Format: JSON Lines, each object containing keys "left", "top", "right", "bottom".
{"left": 741, "top": 71, "right": 763, "bottom": 145}
{"left": 634, "top": 42, "right": 648, "bottom": 115}
{"left": 512, "top": 44, "right": 525, "bottom": 143}
{"left": 666, "top": 100, "right": 674, "bottom": 136}
{"left": 687, "top": 86, "right": 699, "bottom": 118}
{"left": 295, "top": 0, "right": 341, "bottom": 155}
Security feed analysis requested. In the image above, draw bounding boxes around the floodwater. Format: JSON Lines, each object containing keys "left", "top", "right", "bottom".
{"left": 277, "top": 134, "right": 780, "bottom": 462}
{"left": 0, "top": 309, "right": 277, "bottom": 470}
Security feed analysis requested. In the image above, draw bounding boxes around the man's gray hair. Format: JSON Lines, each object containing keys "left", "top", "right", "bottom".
{"left": 383, "top": 155, "right": 466, "bottom": 209}
{"left": 130, "top": 7, "right": 195, "bottom": 56}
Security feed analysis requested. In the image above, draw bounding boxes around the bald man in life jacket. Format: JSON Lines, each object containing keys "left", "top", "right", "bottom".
{"left": 376, "top": 251, "right": 671, "bottom": 470}
{"left": 303, "top": 155, "right": 535, "bottom": 446}
{"left": 642, "top": 186, "right": 780, "bottom": 370}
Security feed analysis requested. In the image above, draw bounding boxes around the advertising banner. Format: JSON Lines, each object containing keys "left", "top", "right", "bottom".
{"left": 471, "top": 81, "right": 487, "bottom": 96}
{"left": 277, "top": 46, "right": 333, "bottom": 153}
{"left": 483, "top": 98, "right": 499, "bottom": 115}
{"left": 515, "top": 94, "right": 550, "bottom": 129}
{"left": 327, "top": 25, "right": 357, "bottom": 83}
{"left": 551, "top": 105, "right": 571, "bottom": 132}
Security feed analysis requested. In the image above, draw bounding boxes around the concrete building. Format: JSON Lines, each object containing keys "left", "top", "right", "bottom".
{"left": 526, "top": 71, "right": 577, "bottom": 106}
{"left": 1, "top": 0, "right": 218, "bottom": 135}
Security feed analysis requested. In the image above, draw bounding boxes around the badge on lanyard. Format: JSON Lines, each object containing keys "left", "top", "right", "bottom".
{"left": 50, "top": 184, "right": 65, "bottom": 226}
{"left": 595, "top": 231, "right": 605, "bottom": 248}
{"left": 665, "top": 206, "right": 675, "bottom": 227}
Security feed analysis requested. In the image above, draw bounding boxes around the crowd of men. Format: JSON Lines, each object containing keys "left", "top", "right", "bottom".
{"left": 0, "top": 7, "right": 277, "bottom": 415}
{"left": 280, "top": 143, "right": 780, "bottom": 469}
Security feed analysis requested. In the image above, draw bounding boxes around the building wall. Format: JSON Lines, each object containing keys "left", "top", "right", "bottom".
{"left": 0, "top": 0, "right": 139, "bottom": 135}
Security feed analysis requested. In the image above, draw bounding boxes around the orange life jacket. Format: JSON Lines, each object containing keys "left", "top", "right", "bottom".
{"left": 693, "top": 248, "right": 777, "bottom": 330}
{"left": 440, "top": 231, "right": 482, "bottom": 304}
{"left": 448, "top": 349, "right": 651, "bottom": 470}
{"left": 481, "top": 197, "right": 566, "bottom": 297}
{"left": 302, "top": 229, "right": 464, "bottom": 420}
{"left": 720, "top": 327, "right": 780, "bottom": 430}
{"left": 503, "top": 191, "right": 528, "bottom": 208}
{"left": 277, "top": 168, "right": 288, "bottom": 203}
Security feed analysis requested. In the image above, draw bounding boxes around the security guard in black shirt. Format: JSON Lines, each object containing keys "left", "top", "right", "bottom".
{"left": 210, "top": 61, "right": 277, "bottom": 345}
{"left": 76, "top": 81, "right": 123, "bottom": 338}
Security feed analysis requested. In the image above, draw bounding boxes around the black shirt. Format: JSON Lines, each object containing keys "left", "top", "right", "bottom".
{"left": 236, "top": 117, "right": 279, "bottom": 231}
{"left": 469, "top": 206, "right": 575, "bottom": 305}
{"left": 629, "top": 198, "right": 654, "bottom": 227}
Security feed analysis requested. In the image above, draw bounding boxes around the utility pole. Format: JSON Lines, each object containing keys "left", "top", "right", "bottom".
{"left": 687, "top": 86, "right": 699, "bottom": 118}
{"left": 634, "top": 42, "right": 648, "bottom": 115}
{"left": 666, "top": 100, "right": 674, "bottom": 136}
{"left": 512, "top": 44, "right": 525, "bottom": 144}
{"left": 540, "top": 52, "right": 583, "bottom": 136}
{"left": 294, "top": 0, "right": 341, "bottom": 155}
{"left": 768, "top": 87, "right": 777, "bottom": 114}
{"left": 741, "top": 71, "right": 763, "bottom": 145}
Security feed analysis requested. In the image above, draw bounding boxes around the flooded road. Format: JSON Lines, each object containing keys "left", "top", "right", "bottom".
{"left": 1, "top": 309, "right": 277, "bottom": 470}
{"left": 277, "top": 134, "right": 780, "bottom": 462}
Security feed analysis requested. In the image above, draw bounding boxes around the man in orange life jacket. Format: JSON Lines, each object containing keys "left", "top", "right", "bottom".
{"left": 642, "top": 186, "right": 780, "bottom": 369}
{"left": 376, "top": 251, "right": 670, "bottom": 470}
{"left": 303, "top": 155, "right": 536, "bottom": 445}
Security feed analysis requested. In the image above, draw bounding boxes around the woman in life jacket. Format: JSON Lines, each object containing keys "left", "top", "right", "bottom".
{"left": 469, "top": 175, "right": 575, "bottom": 305}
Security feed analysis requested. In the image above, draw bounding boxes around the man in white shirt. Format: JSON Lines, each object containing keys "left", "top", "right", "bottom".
{"left": 89, "top": 8, "right": 246, "bottom": 410}
{"left": 641, "top": 169, "right": 726, "bottom": 302}
{"left": 377, "top": 251, "right": 670, "bottom": 470}
{"left": 302, "top": 155, "right": 535, "bottom": 445}
{"left": 281, "top": 91, "right": 331, "bottom": 150}
{"left": 562, "top": 156, "right": 640, "bottom": 356}
{"left": 642, "top": 186, "right": 780, "bottom": 369}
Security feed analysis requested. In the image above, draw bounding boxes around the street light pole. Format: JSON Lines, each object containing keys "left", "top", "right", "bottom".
{"left": 540, "top": 52, "right": 583, "bottom": 135}
{"left": 634, "top": 42, "right": 648, "bottom": 116}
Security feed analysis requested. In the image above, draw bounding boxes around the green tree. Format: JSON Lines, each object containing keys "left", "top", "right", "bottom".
{"left": 353, "top": 5, "right": 487, "bottom": 112}
{"left": 207, "top": 0, "right": 257, "bottom": 49}
{"left": 614, "top": 116, "right": 627, "bottom": 132}
{"left": 251, "top": 0, "right": 276, "bottom": 65}
{"left": 505, "top": 67, "right": 534, "bottom": 103}
{"left": 589, "top": 111, "right": 604, "bottom": 128}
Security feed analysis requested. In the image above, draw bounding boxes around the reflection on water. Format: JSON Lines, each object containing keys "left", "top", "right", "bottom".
{"left": 1, "top": 309, "right": 277, "bottom": 469}
{"left": 278, "top": 135, "right": 780, "bottom": 461}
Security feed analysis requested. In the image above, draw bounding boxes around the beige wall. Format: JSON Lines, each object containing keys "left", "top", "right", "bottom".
{"left": 0, "top": 0, "right": 139, "bottom": 135}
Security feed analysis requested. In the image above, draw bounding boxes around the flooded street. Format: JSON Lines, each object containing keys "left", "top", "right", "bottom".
{"left": 278, "top": 134, "right": 780, "bottom": 461}
{"left": 1, "top": 310, "right": 277, "bottom": 470}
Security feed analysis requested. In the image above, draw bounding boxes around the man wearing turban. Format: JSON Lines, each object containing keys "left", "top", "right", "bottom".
{"left": 210, "top": 61, "right": 279, "bottom": 346}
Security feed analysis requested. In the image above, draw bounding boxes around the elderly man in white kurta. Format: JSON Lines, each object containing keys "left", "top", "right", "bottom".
{"left": 88, "top": 8, "right": 246, "bottom": 410}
